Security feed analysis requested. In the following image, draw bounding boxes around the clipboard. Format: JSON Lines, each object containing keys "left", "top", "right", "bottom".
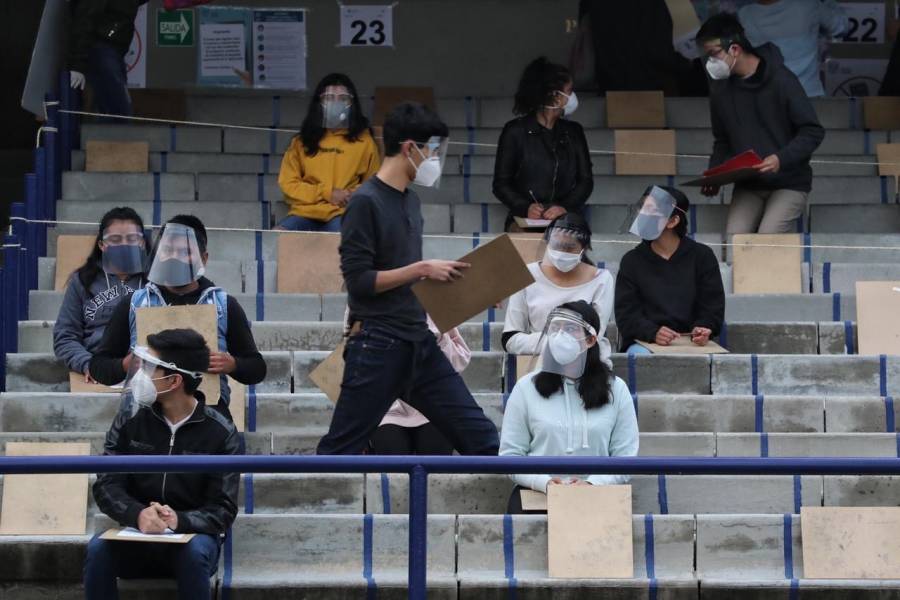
{"left": 636, "top": 334, "right": 729, "bottom": 354}
{"left": 100, "top": 527, "right": 196, "bottom": 544}
{"left": 682, "top": 150, "right": 763, "bottom": 187}
{"left": 513, "top": 217, "right": 552, "bottom": 230}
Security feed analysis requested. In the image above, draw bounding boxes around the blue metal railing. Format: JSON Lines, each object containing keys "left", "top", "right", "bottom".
{"left": 1, "top": 454, "right": 900, "bottom": 598}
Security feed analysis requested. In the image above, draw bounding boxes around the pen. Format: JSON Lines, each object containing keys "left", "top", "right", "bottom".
{"left": 528, "top": 190, "right": 546, "bottom": 213}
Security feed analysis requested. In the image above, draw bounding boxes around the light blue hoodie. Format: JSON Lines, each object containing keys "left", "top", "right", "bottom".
{"left": 499, "top": 372, "right": 639, "bottom": 493}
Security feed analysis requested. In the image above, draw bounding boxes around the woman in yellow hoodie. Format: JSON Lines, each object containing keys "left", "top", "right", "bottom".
{"left": 276, "top": 73, "right": 380, "bottom": 231}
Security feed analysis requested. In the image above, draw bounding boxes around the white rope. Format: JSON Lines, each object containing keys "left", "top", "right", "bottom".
{"left": 57, "top": 109, "right": 900, "bottom": 168}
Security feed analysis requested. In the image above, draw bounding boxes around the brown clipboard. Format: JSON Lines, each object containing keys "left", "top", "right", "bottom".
{"left": 801, "top": 506, "right": 900, "bottom": 579}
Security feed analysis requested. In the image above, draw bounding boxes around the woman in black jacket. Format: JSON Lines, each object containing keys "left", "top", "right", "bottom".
{"left": 492, "top": 57, "right": 593, "bottom": 231}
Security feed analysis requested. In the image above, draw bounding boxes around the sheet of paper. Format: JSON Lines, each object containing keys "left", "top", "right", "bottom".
{"left": 412, "top": 234, "right": 534, "bottom": 333}
{"left": 276, "top": 232, "right": 342, "bottom": 293}
{"left": 513, "top": 217, "right": 551, "bottom": 230}
{"left": 100, "top": 526, "right": 196, "bottom": 544}
{"left": 251, "top": 10, "right": 307, "bottom": 90}
{"left": 54, "top": 235, "right": 97, "bottom": 291}
{"left": 520, "top": 489, "right": 548, "bottom": 511}
{"left": 614, "top": 129, "right": 676, "bottom": 176}
{"left": 228, "top": 377, "right": 246, "bottom": 432}
{"left": 732, "top": 234, "right": 803, "bottom": 294}
{"left": 606, "top": 91, "right": 665, "bottom": 129}
{"left": 309, "top": 341, "right": 346, "bottom": 404}
{"left": 547, "top": 484, "right": 634, "bottom": 579}
{"left": 515, "top": 354, "right": 541, "bottom": 382}
{"left": 200, "top": 22, "right": 245, "bottom": 78}
{"left": 636, "top": 335, "right": 729, "bottom": 355}
{"left": 856, "top": 281, "right": 900, "bottom": 356}
{"left": 802, "top": 507, "right": 900, "bottom": 579}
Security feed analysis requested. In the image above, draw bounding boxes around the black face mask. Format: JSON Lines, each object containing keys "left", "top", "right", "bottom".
{"left": 102, "top": 244, "right": 145, "bottom": 275}
{"left": 151, "top": 258, "right": 198, "bottom": 287}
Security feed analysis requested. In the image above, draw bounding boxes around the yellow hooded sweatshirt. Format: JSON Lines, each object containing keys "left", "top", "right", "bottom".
{"left": 277, "top": 129, "right": 380, "bottom": 222}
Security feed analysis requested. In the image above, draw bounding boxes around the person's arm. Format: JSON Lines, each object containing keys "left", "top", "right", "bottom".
{"left": 691, "top": 247, "right": 726, "bottom": 336}
{"left": 587, "top": 379, "right": 639, "bottom": 486}
{"left": 555, "top": 124, "right": 594, "bottom": 211}
{"left": 499, "top": 379, "right": 553, "bottom": 493}
{"left": 67, "top": 0, "right": 107, "bottom": 73}
{"left": 775, "top": 74, "right": 826, "bottom": 169}
{"left": 709, "top": 98, "right": 732, "bottom": 169}
{"left": 614, "top": 260, "right": 660, "bottom": 345}
{"left": 224, "top": 297, "right": 267, "bottom": 385}
{"left": 818, "top": 0, "right": 848, "bottom": 37}
{"left": 437, "top": 327, "right": 471, "bottom": 373}
{"left": 52, "top": 276, "right": 93, "bottom": 374}
{"left": 173, "top": 425, "right": 240, "bottom": 535}
{"left": 278, "top": 139, "right": 331, "bottom": 205}
{"left": 501, "top": 286, "right": 544, "bottom": 354}
{"left": 92, "top": 410, "right": 145, "bottom": 528}
{"left": 88, "top": 296, "right": 133, "bottom": 385}
{"left": 492, "top": 122, "right": 532, "bottom": 216}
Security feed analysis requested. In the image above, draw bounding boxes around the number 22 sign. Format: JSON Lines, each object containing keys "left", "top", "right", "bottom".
{"left": 837, "top": 2, "right": 884, "bottom": 44}
{"left": 340, "top": 5, "right": 393, "bottom": 47}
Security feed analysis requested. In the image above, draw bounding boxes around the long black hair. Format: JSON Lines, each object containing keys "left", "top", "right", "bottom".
{"left": 534, "top": 300, "right": 612, "bottom": 409}
{"left": 299, "top": 73, "right": 370, "bottom": 156}
{"left": 513, "top": 57, "right": 572, "bottom": 116}
{"left": 75, "top": 206, "right": 147, "bottom": 289}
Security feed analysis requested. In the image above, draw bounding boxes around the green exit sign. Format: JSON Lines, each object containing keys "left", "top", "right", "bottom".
{"left": 158, "top": 9, "right": 194, "bottom": 47}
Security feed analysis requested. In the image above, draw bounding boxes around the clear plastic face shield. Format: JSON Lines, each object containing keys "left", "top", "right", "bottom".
{"left": 621, "top": 186, "right": 681, "bottom": 241}
{"left": 100, "top": 228, "right": 146, "bottom": 276}
{"left": 147, "top": 223, "right": 206, "bottom": 287}
{"left": 531, "top": 308, "right": 598, "bottom": 380}
{"left": 539, "top": 225, "right": 589, "bottom": 273}
{"left": 123, "top": 345, "right": 203, "bottom": 415}
{"left": 407, "top": 136, "right": 449, "bottom": 189}
{"left": 321, "top": 87, "right": 353, "bottom": 129}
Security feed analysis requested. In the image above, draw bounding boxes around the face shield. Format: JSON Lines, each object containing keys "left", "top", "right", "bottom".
{"left": 147, "top": 223, "right": 205, "bottom": 287}
{"left": 539, "top": 224, "right": 589, "bottom": 273}
{"left": 100, "top": 230, "right": 146, "bottom": 276}
{"left": 408, "top": 136, "right": 449, "bottom": 189}
{"left": 123, "top": 345, "right": 204, "bottom": 415}
{"left": 530, "top": 307, "right": 598, "bottom": 380}
{"left": 620, "top": 186, "right": 681, "bottom": 241}
{"left": 321, "top": 91, "right": 353, "bottom": 129}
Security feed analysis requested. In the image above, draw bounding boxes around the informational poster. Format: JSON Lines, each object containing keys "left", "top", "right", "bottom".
{"left": 197, "top": 6, "right": 251, "bottom": 87}
{"left": 252, "top": 9, "right": 307, "bottom": 90}
{"left": 340, "top": 4, "right": 394, "bottom": 47}
{"left": 126, "top": 4, "right": 148, "bottom": 88}
{"left": 836, "top": 2, "right": 885, "bottom": 44}
{"left": 824, "top": 58, "right": 889, "bottom": 97}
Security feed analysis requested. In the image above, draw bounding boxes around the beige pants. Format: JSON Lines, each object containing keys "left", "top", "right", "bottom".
{"left": 726, "top": 187, "right": 808, "bottom": 234}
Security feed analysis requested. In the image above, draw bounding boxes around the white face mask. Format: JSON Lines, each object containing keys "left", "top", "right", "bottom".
{"left": 408, "top": 145, "right": 442, "bottom": 187}
{"left": 706, "top": 51, "right": 734, "bottom": 80}
{"left": 545, "top": 91, "right": 579, "bottom": 117}
{"left": 548, "top": 331, "right": 583, "bottom": 365}
{"left": 546, "top": 248, "right": 582, "bottom": 273}
{"left": 128, "top": 370, "right": 174, "bottom": 408}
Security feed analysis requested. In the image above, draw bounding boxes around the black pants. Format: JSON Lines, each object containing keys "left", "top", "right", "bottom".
{"left": 370, "top": 423, "right": 454, "bottom": 455}
{"left": 316, "top": 325, "right": 499, "bottom": 455}
{"left": 506, "top": 485, "right": 548, "bottom": 515}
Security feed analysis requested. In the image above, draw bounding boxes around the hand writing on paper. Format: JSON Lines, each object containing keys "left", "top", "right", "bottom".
{"left": 138, "top": 506, "right": 168, "bottom": 534}
{"left": 83, "top": 368, "right": 97, "bottom": 384}
{"left": 701, "top": 184, "right": 720, "bottom": 197}
{"left": 654, "top": 326, "right": 679, "bottom": 346}
{"left": 208, "top": 352, "right": 236, "bottom": 375}
{"left": 151, "top": 502, "right": 178, "bottom": 531}
{"left": 691, "top": 327, "right": 712, "bottom": 346}
{"left": 542, "top": 206, "right": 567, "bottom": 221}
{"left": 418, "top": 260, "right": 470, "bottom": 282}
{"left": 330, "top": 189, "right": 351, "bottom": 208}
{"left": 755, "top": 154, "right": 780, "bottom": 174}
{"left": 527, "top": 203, "right": 545, "bottom": 220}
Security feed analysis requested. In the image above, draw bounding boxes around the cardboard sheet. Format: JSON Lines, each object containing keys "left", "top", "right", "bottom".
{"left": 801, "top": 506, "right": 900, "bottom": 579}
{"left": 614, "top": 129, "right": 676, "bottom": 175}
{"left": 876, "top": 143, "right": 900, "bottom": 178}
{"left": 682, "top": 150, "right": 763, "bottom": 187}
{"left": 520, "top": 489, "right": 548, "bottom": 511}
{"left": 54, "top": 235, "right": 96, "bottom": 291}
{"left": 732, "top": 233, "right": 803, "bottom": 294}
{"left": 276, "top": 232, "right": 343, "bottom": 294}
{"left": 228, "top": 377, "right": 246, "bottom": 433}
{"left": 373, "top": 86, "right": 436, "bottom": 127}
{"left": 309, "top": 341, "right": 346, "bottom": 404}
{"left": 547, "top": 484, "right": 633, "bottom": 579}
{"left": 412, "top": 234, "right": 535, "bottom": 333}
{"left": 100, "top": 527, "right": 196, "bottom": 544}
{"left": 85, "top": 140, "right": 149, "bottom": 173}
{"left": 0, "top": 442, "right": 91, "bottom": 535}
{"left": 512, "top": 217, "right": 551, "bottom": 230}
{"left": 606, "top": 91, "right": 665, "bottom": 129}
{"left": 135, "top": 304, "right": 220, "bottom": 402}
{"left": 508, "top": 233, "right": 545, "bottom": 263}
{"left": 856, "top": 281, "right": 900, "bottom": 356}
{"left": 636, "top": 335, "right": 729, "bottom": 354}
{"left": 69, "top": 371, "right": 121, "bottom": 394}
{"left": 863, "top": 97, "right": 900, "bottom": 131}
{"left": 515, "top": 354, "right": 541, "bottom": 382}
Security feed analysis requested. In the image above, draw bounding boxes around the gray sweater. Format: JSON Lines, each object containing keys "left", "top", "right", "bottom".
{"left": 53, "top": 270, "right": 142, "bottom": 374}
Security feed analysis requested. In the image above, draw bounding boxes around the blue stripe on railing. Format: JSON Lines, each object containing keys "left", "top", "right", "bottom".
{"left": 844, "top": 321, "right": 854, "bottom": 355}
{"left": 783, "top": 514, "right": 799, "bottom": 600}
{"left": 363, "top": 513, "right": 376, "bottom": 598}
{"left": 380, "top": 472, "right": 392, "bottom": 514}
{"left": 160, "top": 151, "right": 168, "bottom": 173}
{"left": 244, "top": 473, "right": 254, "bottom": 514}
{"left": 719, "top": 321, "right": 728, "bottom": 350}
{"left": 503, "top": 513, "right": 518, "bottom": 596}
{"left": 255, "top": 231, "right": 265, "bottom": 322}
{"left": 272, "top": 96, "right": 281, "bottom": 127}
{"left": 269, "top": 128, "right": 277, "bottom": 156}
{"left": 481, "top": 203, "right": 489, "bottom": 233}
{"left": 755, "top": 395, "right": 765, "bottom": 433}
{"left": 471, "top": 232, "right": 480, "bottom": 249}
{"left": 488, "top": 306, "right": 496, "bottom": 323}
{"left": 822, "top": 262, "right": 831, "bottom": 294}
{"left": 896, "top": 433, "right": 900, "bottom": 458}
{"left": 627, "top": 354, "right": 637, "bottom": 396}
{"left": 644, "top": 514, "right": 658, "bottom": 600}
{"left": 886, "top": 396, "right": 896, "bottom": 433}
{"left": 482, "top": 321, "right": 490, "bottom": 352}
{"left": 793, "top": 475, "right": 802, "bottom": 514}
{"left": 751, "top": 354, "right": 759, "bottom": 396}
{"left": 689, "top": 205, "right": 697, "bottom": 236}
{"left": 802, "top": 233, "right": 811, "bottom": 265}
{"left": 169, "top": 125, "right": 177, "bottom": 152}
{"left": 247, "top": 385, "right": 257, "bottom": 432}
{"left": 863, "top": 129, "right": 871, "bottom": 155}
{"left": 832, "top": 293, "right": 842, "bottom": 322}
{"left": 505, "top": 354, "right": 516, "bottom": 394}
{"left": 462, "top": 155, "right": 471, "bottom": 203}
{"left": 760, "top": 432, "right": 769, "bottom": 458}
{"left": 849, "top": 96, "right": 858, "bottom": 129}
{"left": 262, "top": 154, "right": 270, "bottom": 174}
{"left": 880, "top": 355, "right": 888, "bottom": 398}
{"left": 152, "top": 173, "right": 161, "bottom": 227}
{"left": 881, "top": 176, "right": 889, "bottom": 204}
{"left": 657, "top": 474, "right": 669, "bottom": 514}
{"left": 222, "top": 530, "right": 233, "bottom": 598}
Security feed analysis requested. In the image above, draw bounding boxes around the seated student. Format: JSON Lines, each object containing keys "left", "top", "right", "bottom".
{"left": 615, "top": 186, "right": 725, "bottom": 355}
{"left": 500, "top": 301, "right": 638, "bottom": 513}
{"left": 370, "top": 316, "right": 470, "bottom": 455}
{"left": 84, "top": 328, "right": 240, "bottom": 600}
{"left": 89, "top": 215, "right": 267, "bottom": 417}
{"left": 276, "top": 73, "right": 380, "bottom": 231}
{"left": 502, "top": 213, "right": 614, "bottom": 365}
{"left": 54, "top": 207, "right": 147, "bottom": 384}
{"left": 493, "top": 57, "right": 593, "bottom": 231}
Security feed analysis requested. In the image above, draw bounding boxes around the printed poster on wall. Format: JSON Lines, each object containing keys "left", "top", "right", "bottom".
{"left": 126, "top": 4, "right": 148, "bottom": 88}
{"left": 824, "top": 58, "right": 889, "bottom": 96}
{"left": 252, "top": 9, "right": 307, "bottom": 90}
{"left": 197, "top": 6, "right": 251, "bottom": 87}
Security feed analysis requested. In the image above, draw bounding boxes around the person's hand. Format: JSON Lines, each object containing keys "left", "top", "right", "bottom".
{"left": 527, "top": 203, "right": 545, "bottom": 220}
{"left": 138, "top": 506, "right": 168, "bottom": 534}
{"left": 655, "top": 326, "right": 679, "bottom": 346}
{"left": 546, "top": 477, "right": 565, "bottom": 491}
{"left": 568, "top": 478, "right": 592, "bottom": 486}
{"left": 755, "top": 154, "right": 780, "bottom": 174}
{"left": 701, "top": 184, "right": 720, "bottom": 197}
{"left": 542, "top": 205, "right": 567, "bottom": 220}
{"left": 691, "top": 326, "right": 712, "bottom": 346}
{"left": 208, "top": 352, "right": 236, "bottom": 374}
{"left": 83, "top": 368, "right": 97, "bottom": 384}
{"left": 70, "top": 71, "right": 86, "bottom": 90}
{"left": 418, "top": 259, "right": 470, "bottom": 282}
{"left": 122, "top": 353, "right": 134, "bottom": 373}
{"left": 330, "top": 189, "right": 351, "bottom": 208}
{"left": 151, "top": 502, "right": 178, "bottom": 531}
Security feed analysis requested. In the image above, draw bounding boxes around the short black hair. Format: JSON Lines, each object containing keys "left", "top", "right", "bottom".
{"left": 659, "top": 186, "right": 690, "bottom": 238}
{"left": 513, "top": 57, "right": 572, "bottom": 116}
{"left": 695, "top": 13, "right": 754, "bottom": 53}
{"left": 382, "top": 102, "right": 448, "bottom": 157}
{"left": 165, "top": 215, "right": 207, "bottom": 254}
{"left": 146, "top": 328, "right": 210, "bottom": 395}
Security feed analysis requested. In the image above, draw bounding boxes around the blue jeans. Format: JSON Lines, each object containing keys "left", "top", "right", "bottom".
{"left": 627, "top": 343, "right": 652, "bottom": 355}
{"left": 316, "top": 325, "right": 500, "bottom": 455}
{"left": 83, "top": 532, "right": 220, "bottom": 600}
{"left": 277, "top": 214, "right": 342, "bottom": 232}
{"left": 85, "top": 43, "right": 132, "bottom": 117}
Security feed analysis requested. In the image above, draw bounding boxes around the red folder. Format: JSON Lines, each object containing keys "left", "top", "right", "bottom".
{"left": 682, "top": 150, "right": 764, "bottom": 187}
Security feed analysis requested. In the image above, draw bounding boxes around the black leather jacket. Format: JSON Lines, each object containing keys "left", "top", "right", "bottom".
{"left": 68, "top": 0, "right": 148, "bottom": 72}
{"left": 492, "top": 113, "right": 593, "bottom": 224}
{"left": 92, "top": 393, "right": 240, "bottom": 537}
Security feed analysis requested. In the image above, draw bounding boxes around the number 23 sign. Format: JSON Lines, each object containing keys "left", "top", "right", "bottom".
{"left": 340, "top": 5, "right": 393, "bottom": 47}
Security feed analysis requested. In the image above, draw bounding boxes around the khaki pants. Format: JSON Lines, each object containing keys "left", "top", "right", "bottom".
{"left": 726, "top": 187, "right": 808, "bottom": 234}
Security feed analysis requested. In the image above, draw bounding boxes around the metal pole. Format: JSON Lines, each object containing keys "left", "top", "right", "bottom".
{"left": 45, "top": 95, "right": 59, "bottom": 222}
{"left": 408, "top": 464, "right": 428, "bottom": 600}
{"left": 0, "top": 265, "right": 6, "bottom": 392}
{"left": 24, "top": 175, "right": 38, "bottom": 293}
{"left": 9, "top": 204, "right": 28, "bottom": 320}
{"left": 2, "top": 234, "right": 20, "bottom": 353}
{"left": 34, "top": 147, "right": 47, "bottom": 258}
{"left": 58, "top": 71, "right": 73, "bottom": 172}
